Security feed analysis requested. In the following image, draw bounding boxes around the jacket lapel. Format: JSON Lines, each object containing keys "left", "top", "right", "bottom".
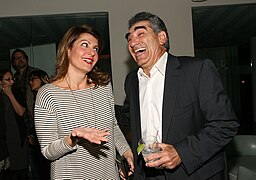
{"left": 131, "top": 71, "right": 142, "bottom": 142}
{"left": 162, "top": 54, "right": 181, "bottom": 142}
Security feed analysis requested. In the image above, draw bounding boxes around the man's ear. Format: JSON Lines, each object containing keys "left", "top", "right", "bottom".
{"left": 158, "top": 31, "right": 167, "bottom": 46}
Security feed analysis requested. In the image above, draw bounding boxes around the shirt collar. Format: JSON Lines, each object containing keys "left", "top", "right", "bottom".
{"left": 138, "top": 52, "right": 168, "bottom": 78}
{"left": 154, "top": 52, "right": 168, "bottom": 76}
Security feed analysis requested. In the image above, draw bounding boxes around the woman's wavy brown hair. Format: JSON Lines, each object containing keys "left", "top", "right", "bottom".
{"left": 51, "top": 24, "right": 110, "bottom": 87}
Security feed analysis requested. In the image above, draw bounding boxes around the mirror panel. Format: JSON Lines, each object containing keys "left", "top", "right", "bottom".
{"left": 0, "top": 12, "right": 111, "bottom": 77}
{"left": 192, "top": 3, "right": 256, "bottom": 134}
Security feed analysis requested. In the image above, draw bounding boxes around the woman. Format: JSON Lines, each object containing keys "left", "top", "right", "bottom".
{"left": 0, "top": 69, "right": 29, "bottom": 180}
{"left": 0, "top": 81, "right": 10, "bottom": 179}
{"left": 34, "top": 24, "right": 134, "bottom": 179}
{"left": 28, "top": 69, "right": 50, "bottom": 180}
{"left": 29, "top": 70, "right": 49, "bottom": 92}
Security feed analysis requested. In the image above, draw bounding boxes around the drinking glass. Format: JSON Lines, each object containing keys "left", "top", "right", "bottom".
{"left": 138, "top": 135, "right": 160, "bottom": 162}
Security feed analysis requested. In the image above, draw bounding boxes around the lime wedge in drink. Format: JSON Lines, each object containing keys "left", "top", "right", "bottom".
{"left": 137, "top": 143, "right": 145, "bottom": 155}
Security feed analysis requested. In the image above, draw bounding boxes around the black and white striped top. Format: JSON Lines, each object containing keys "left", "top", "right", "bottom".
{"left": 34, "top": 83, "right": 130, "bottom": 180}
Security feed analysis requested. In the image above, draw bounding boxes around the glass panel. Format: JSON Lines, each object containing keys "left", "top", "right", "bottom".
{"left": 0, "top": 12, "right": 111, "bottom": 77}
{"left": 192, "top": 4, "right": 256, "bottom": 134}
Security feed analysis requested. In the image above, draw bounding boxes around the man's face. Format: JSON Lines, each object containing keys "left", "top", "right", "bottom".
{"left": 13, "top": 52, "right": 28, "bottom": 69}
{"left": 126, "top": 21, "right": 166, "bottom": 73}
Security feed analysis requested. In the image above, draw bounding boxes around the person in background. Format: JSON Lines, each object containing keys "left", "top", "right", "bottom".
{"left": 29, "top": 69, "right": 49, "bottom": 92}
{"left": 122, "top": 12, "right": 240, "bottom": 179}
{"left": 0, "top": 81, "right": 10, "bottom": 180}
{"left": 34, "top": 24, "right": 134, "bottom": 179}
{"left": 0, "top": 69, "right": 29, "bottom": 180}
{"left": 11, "top": 49, "right": 41, "bottom": 180}
{"left": 11, "top": 49, "right": 38, "bottom": 122}
{"left": 28, "top": 69, "right": 50, "bottom": 180}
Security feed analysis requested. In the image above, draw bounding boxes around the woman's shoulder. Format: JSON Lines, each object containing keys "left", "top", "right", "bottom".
{"left": 98, "top": 82, "right": 112, "bottom": 91}
{"left": 37, "top": 83, "right": 63, "bottom": 98}
{"left": 39, "top": 83, "right": 56, "bottom": 92}
{"left": 36, "top": 83, "right": 64, "bottom": 108}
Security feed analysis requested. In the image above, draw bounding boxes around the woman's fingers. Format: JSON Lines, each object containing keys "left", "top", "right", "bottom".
{"left": 72, "top": 127, "right": 110, "bottom": 144}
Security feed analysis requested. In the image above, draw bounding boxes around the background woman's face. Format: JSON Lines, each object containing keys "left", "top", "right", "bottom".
{"left": 0, "top": 72, "right": 14, "bottom": 87}
{"left": 29, "top": 76, "right": 41, "bottom": 91}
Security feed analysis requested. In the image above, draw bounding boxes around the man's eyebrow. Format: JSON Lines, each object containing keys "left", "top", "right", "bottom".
{"left": 125, "top": 25, "right": 147, "bottom": 40}
{"left": 134, "top": 25, "right": 147, "bottom": 31}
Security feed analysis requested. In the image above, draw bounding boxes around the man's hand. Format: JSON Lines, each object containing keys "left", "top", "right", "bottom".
{"left": 144, "top": 143, "right": 182, "bottom": 169}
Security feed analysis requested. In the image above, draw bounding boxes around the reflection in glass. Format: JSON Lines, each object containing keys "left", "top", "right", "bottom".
{"left": 192, "top": 4, "right": 256, "bottom": 134}
{"left": 0, "top": 12, "right": 111, "bottom": 77}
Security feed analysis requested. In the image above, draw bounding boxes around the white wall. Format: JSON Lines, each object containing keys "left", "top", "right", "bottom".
{"left": 0, "top": 0, "right": 255, "bottom": 104}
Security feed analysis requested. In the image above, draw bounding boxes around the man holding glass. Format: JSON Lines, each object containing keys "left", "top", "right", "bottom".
{"left": 122, "top": 12, "right": 239, "bottom": 180}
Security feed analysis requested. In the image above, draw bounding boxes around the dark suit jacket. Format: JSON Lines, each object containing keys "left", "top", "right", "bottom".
{"left": 122, "top": 53, "right": 239, "bottom": 180}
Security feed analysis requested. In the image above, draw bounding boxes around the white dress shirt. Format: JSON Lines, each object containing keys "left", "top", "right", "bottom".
{"left": 138, "top": 52, "right": 167, "bottom": 142}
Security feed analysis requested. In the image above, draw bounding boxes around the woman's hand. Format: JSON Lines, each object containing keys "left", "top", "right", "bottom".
{"left": 28, "top": 135, "right": 37, "bottom": 146}
{"left": 1, "top": 84, "right": 25, "bottom": 116}
{"left": 120, "top": 149, "right": 134, "bottom": 179}
{"left": 1, "top": 84, "right": 13, "bottom": 97}
{"left": 66, "top": 127, "right": 110, "bottom": 147}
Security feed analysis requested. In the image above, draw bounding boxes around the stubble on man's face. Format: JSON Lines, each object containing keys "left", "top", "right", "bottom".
{"left": 16, "top": 59, "right": 27, "bottom": 69}
{"left": 13, "top": 52, "right": 28, "bottom": 70}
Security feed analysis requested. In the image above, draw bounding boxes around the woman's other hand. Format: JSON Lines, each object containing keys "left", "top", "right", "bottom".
{"left": 120, "top": 149, "right": 134, "bottom": 179}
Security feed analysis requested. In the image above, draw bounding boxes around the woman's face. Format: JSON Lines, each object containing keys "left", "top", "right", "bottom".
{"left": 29, "top": 76, "right": 41, "bottom": 91}
{"left": 0, "top": 72, "right": 14, "bottom": 87}
{"left": 67, "top": 33, "right": 100, "bottom": 75}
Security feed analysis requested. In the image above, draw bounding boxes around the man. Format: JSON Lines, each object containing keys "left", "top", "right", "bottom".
{"left": 11, "top": 49, "right": 38, "bottom": 120}
{"left": 122, "top": 12, "right": 239, "bottom": 179}
{"left": 11, "top": 49, "right": 42, "bottom": 179}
